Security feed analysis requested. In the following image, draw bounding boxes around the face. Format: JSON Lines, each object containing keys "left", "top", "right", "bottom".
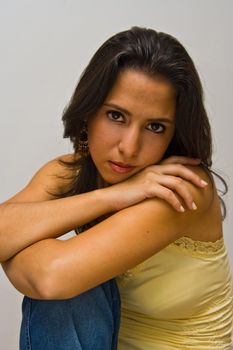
{"left": 88, "top": 69, "right": 176, "bottom": 185}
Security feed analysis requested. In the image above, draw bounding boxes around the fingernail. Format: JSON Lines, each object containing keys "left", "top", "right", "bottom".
{"left": 192, "top": 202, "right": 197, "bottom": 210}
{"left": 179, "top": 205, "right": 185, "bottom": 212}
{"left": 200, "top": 180, "right": 208, "bottom": 186}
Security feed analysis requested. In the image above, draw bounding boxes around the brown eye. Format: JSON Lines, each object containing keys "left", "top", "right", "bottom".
{"left": 147, "top": 123, "right": 165, "bottom": 133}
{"left": 107, "top": 110, "right": 124, "bottom": 122}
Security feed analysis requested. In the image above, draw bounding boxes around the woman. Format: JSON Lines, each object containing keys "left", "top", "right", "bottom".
{"left": 1, "top": 27, "right": 232, "bottom": 349}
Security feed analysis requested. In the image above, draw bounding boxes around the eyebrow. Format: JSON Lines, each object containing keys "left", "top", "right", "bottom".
{"left": 103, "top": 102, "right": 174, "bottom": 124}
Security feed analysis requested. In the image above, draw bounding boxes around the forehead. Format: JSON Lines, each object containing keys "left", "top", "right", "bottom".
{"left": 104, "top": 69, "right": 176, "bottom": 118}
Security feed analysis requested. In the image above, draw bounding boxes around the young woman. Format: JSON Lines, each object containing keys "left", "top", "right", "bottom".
{"left": 1, "top": 27, "right": 232, "bottom": 349}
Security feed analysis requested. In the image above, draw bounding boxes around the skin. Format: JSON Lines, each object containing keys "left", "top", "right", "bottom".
{"left": 88, "top": 70, "right": 176, "bottom": 185}
{"left": 1, "top": 70, "right": 222, "bottom": 300}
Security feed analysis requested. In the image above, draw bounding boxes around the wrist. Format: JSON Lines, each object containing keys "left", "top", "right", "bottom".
{"left": 95, "top": 187, "right": 116, "bottom": 213}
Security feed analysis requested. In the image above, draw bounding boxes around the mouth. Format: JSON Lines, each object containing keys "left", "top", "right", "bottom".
{"left": 108, "top": 161, "right": 136, "bottom": 174}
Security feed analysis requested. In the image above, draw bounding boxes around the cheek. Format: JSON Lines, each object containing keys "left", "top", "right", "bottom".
{"left": 88, "top": 120, "right": 116, "bottom": 156}
{"left": 143, "top": 135, "right": 173, "bottom": 164}
{"left": 89, "top": 129, "right": 112, "bottom": 151}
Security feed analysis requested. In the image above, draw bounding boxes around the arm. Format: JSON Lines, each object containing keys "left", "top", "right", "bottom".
{"left": 0, "top": 155, "right": 205, "bottom": 262}
{"left": 2, "top": 166, "right": 215, "bottom": 300}
{"left": 0, "top": 155, "right": 114, "bottom": 262}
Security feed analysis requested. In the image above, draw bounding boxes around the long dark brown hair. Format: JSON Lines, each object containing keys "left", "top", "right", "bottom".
{"left": 57, "top": 26, "right": 227, "bottom": 219}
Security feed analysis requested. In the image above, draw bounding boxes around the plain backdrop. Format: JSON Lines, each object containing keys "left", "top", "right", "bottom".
{"left": 0, "top": 0, "right": 233, "bottom": 348}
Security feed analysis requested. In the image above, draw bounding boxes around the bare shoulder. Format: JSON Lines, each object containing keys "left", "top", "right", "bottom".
{"left": 179, "top": 165, "right": 223, "bottom": 240}
{"left": 117, "top": 165, "right": 220, "bottom": 244}
{"left": 137, "top": 165, "right": 215, "bottom": 216}
{"left": 182, "top": 165, "right": 217, "bottom": 212}
{"left": 4, "top": 154, "right": 78, "bottom": 203}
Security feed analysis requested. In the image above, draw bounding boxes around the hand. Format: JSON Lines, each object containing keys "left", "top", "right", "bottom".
{"left": 103, "top": 156, "right": 208, "bottom": 212}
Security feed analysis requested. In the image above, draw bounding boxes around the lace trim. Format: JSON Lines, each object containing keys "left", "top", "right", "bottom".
{"left": 117, "top": 237, "right": 225, "bottom": 286}
{"left": 169, "top": 236, "right": 224, "bottom": 255}
{"left": 117, "top": 262, "right": 145, "bottom": 286}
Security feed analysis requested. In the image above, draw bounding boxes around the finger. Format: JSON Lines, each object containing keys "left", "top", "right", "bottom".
{"left": 160, "top": 156, "right": 201, "bottom": 166}
{"left": 146, "top": 185, "right": 185, "bottom": 212}
{"left": 150, "top": 164, "right": 208, "bottom": 188}
{"left": 155, "top": 175, "right": 197, "bottom": 210}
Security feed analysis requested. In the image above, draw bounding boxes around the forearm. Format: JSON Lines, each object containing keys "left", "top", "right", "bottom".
{"left": 2, "top": 238, "right": 61, "bottom": 299}
{"left": 2, "top": 198, "right": 183, "bottom": 300}
{"left": 0, "top": 189, "right": 113, "bottom": 262}
{"left": 2, "top": 163, "right": 210, "bottom": 297}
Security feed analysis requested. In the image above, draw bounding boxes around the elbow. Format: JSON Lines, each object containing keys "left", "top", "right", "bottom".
{"left": 0, "top": 247, "right": 18, "bottom": 263}
{"left": 0, "top": 207, "right": 11, "bottom": 262}
{"left": 0, "top": 253, "right": 8, "bottom": 264}
{"left": 30, "top": 261, "right": 63, "bottom": 300}
{"left": 3, "top": 255, "right": 62, "bottom": 300}
{"left": 0, "top": 240, "right": 12, "bottom": 264}
{"left": 32, "top": 258, "right": 79, "bottom": 300}
{"left": 3, "top": 239, "right": 83, "bottom": 300}
{"left": 24, "top": 241, "right": 71, "bottom": 300}
{"left": 32, "top": 275, "right": 57, "bottom": 300}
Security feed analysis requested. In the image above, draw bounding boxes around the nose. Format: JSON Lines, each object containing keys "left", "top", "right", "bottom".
{"left": 118, "top": 126, "right": 141, "bottom": 159}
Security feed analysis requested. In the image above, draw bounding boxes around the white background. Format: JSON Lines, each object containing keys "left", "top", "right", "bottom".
{"left": 0, "top": 1, "right": 232, "bottom": 348}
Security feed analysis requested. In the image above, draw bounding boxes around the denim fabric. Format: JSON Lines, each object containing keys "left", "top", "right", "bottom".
{"left": 20, "top": 279, "right": 120, "bottom": 350}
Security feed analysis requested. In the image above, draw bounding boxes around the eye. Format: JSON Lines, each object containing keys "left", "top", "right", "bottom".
{"left": 107, "top": 110, "right": 124, "bottom": 122}
{"left": 147, "top": 122, "right": 165, "bottom": 133}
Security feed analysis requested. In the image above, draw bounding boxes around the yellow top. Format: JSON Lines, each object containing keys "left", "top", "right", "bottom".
{"left": 117, "top": 236, "right": 233, "bottom": 349}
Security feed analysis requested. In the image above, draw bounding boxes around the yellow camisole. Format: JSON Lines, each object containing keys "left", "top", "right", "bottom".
{"left": 117, "top": 236, "right": 233, "bottom": 349}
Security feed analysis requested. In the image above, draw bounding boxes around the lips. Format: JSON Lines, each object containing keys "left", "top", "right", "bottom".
{"left": 108, "top": 161, "right": 136, "bottom": 174}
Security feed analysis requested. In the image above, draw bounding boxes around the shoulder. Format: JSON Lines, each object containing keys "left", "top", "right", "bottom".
{"left": 32, "top": 153, "right": 79, "bottom": 193}
{"left": 118, "top": 165, "right": 219, "bottom": 244}
{"left": 35, "top": 153, "right": 78, "bottom": 186}
{"left": 5, "top": 154, "right": 78, "bottom": 203}
{"left": 139, "top": 165, "right": 215, "bottom": 215}
{"left": 181, "top": 165, "right": 216, "bottom": 212}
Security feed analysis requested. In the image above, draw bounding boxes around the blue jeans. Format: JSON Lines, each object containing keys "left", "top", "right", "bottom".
{"left": 20, "top": 279, "right": 120, "bottom": 350}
